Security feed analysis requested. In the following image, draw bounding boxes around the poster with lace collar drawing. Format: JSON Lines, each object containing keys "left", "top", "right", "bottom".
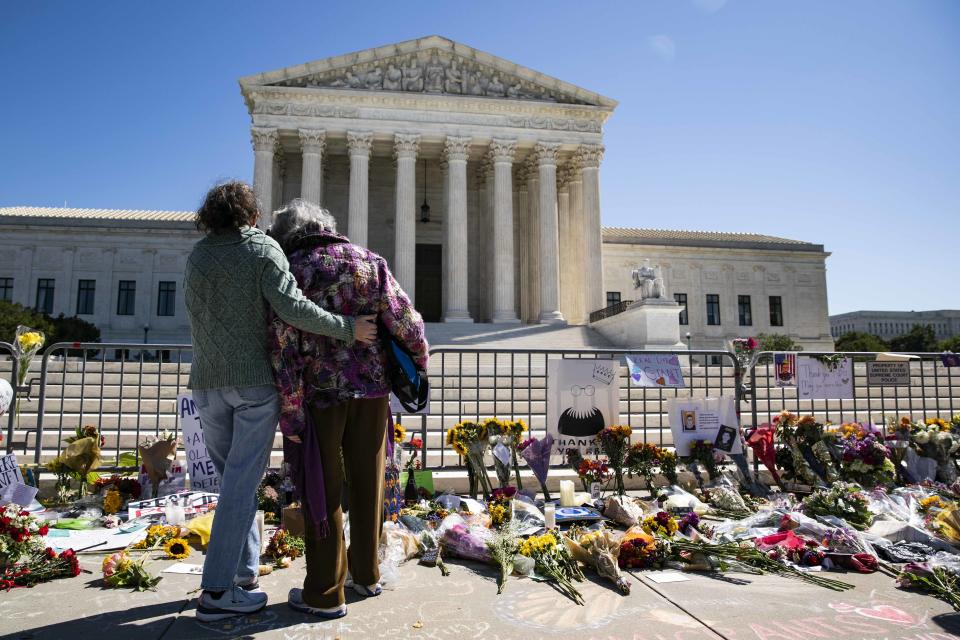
{"left": 546, "top": 359, "right": 620, "bottom": 455}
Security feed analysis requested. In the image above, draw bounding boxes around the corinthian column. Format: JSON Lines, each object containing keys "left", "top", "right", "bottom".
{"left": 393, "top": 133, "right": 420, "bottom": 303}
{"left": 525, "top": 156, "right": 541, "bottom": 323}
{"left": 489, "top": 139, "right": 519, "bottom": 323}
{"left": 578, "top": 144, "right": 605, "bottom": 315}
{"left": 514, "top": 165, "right": 529, "bottom": 322}
{"left": 251, "top": 127, "right": 278, "bottom": 229}
{"left": 346, "top": 131, "right": 373, "bottom": 246}
{"left": 298, "top": 129, "right": 326, "bottom": 205}
{"left": 566, "top": 166, "right": 586, "bottom": 323}
{"left": 557, "top": 166, "right": 572, "bottom": 321}
{"left": 442, "top": 136, "right": 473, "bottom": 322}
{"left": 535, "top": 142, "right": 564, "bottom": 324}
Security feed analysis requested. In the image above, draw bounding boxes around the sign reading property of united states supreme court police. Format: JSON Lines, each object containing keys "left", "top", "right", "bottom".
{"left": 866, "top": 361, "right": 911, "bottom": 386}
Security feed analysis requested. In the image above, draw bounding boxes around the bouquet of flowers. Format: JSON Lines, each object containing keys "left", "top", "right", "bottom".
{"left": 897, "top": 561, "right": 960, "bottom": 611}
{"left": 10, "top": 325, "right": 44, "bottom": 431}
{"left": 677, "top": 512, "right": 714, "bottom": 539}
{"left": 564, "top": 528, "right": 631, "bottom": 594}
{"left": 685, "top": 440, "right": 719, "bottom": 486}
{"left": 487, "top": 487, "right": 516, "bottom": 529}
{"left": 577, "top": 458, "right": 611, "bottom": 491}
{"left": 519, "top": 530, "right": 585, "bottom": 604}
{"left": 102, "top": 550, "right": 161, "bottom": 591}
{"left": 518, "top": 435, "right": 553, "bottom": 501}
{"left": 94, "top": 475, "right": 142, "bottom": 515}
{"left": 0, "top": 504, "right": 49, "bottom": 567}
{"left": 834, "top": 430, "right": 896, "bottom": 488}
{"left": 446, "top": 421, "right": 493, "bottom": 499}
{"left": 777, "top": 412, "right": 838, "bottom": 485}
{"left": 801, "top": 482, "right": 874, "bottom": 530}
{"left": 702, "top": 486, "right": 753, "bottom": 519}
{"left": 641, "top": 511, "right": 679, "bottom": 538}
{"left": 728, "top": 337, "right": 759, "bottom": 371}
{"left": 484, "top": 418, "right": 527, "bottom": 490}
{"left": 265, "top": 528, "right": 305, "bottom": 568}
{"left": 2, "top": 547, "right": 80, "bottom": 590}
{"left": 46, "top": 424, "right": 104, "bottom": 498}
{"left": 485, "top": 520, "right": 521, "bottom": 594}
{"left": 658, "top": 448, "right": 679, "bottom": 486}
{"left": 626, "top": 443, "right": 660, "bottom": 495}
{"left": 131, "top": 524, "right": 184, "bottom": 550}
{"left": 440, "top": 521, "right": 493, "bottom": 564}
{"left": 595, "top": 425, "right": 632, "bottom": 496}
{"left": 908, "top": 418, "right": 960, "bottom": 484}
{"left": 618, "top": 526, "right": 664, "bottom": 570}
{"left": 139, "top": 431, "right": 179, "bottom": 498}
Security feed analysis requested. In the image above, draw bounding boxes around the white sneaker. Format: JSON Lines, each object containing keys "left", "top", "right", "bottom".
{"left": 196, "top": 586, "right": 268, "bottom": 622}
{"left": 343, "top": 572, "right": 381, "bottom": 597}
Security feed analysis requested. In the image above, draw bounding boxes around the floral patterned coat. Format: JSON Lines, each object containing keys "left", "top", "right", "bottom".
{"left": 268, "top": 230, "right": 429, "bottom": 436}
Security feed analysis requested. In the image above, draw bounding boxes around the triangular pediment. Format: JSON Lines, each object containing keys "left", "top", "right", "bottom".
{"left": 239, "top": 35, "right": 617, "bottom": 108}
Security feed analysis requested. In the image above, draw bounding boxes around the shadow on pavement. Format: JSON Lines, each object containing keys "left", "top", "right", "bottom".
{"left": 8, "top": 600, "right": 187, "bottom": 640}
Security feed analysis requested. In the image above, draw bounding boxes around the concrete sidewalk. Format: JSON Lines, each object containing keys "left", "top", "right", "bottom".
{"left": 2, "top": 551, "right": 959, "bottom": 640}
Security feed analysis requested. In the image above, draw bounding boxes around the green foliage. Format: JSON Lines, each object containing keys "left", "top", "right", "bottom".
{"left": 756, "top": 333, "right": 803, "bottom": 352}
{"left": 0, "top": 302, "right": 99, "bottom": 355}
{"left": 939, "top": 335, "right": 960, "bottom": 352}
{"left": 834, "top": 331, "right": 889, "bottom": 353}
{"left": 0, "top": 301, "right": 55, "bottom": 345}
{"left": 889, "top": 324, "right": 938, "bottom": 353}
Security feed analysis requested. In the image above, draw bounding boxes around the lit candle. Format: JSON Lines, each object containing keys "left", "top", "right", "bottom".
{"left": 559, "top": 480, "right": 575, "bottom": 507}
{"left": 543, "top": 502, "right": 556, "bottom": 529}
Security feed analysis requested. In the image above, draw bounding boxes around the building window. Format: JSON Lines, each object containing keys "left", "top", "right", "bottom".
{"left": 738, "top": 295, "right": 752, "bottom": 326}
{"left": 674, "top": 293, "right": 688, "bottom": 325}
{"left": 117, "top": 280, "right": 136, "bottom": 316}
{"left": 35, "top": 279, "right": 55, "bottom": 314}
{"left": 606, "top": 291, "right": 621, "bottom": 307}
{"left": 706, "top": 294, "right": 721, "bottom": 326}
{"left": 157, "top": 281, "right": 176, "bottom": 317}
{"left": 0, "top": 278, "right": 12, "bottom": 302}
{"left": 76, "top": 279, "right": 96, "bottom": 315}
{"left": 769, "top": 295, "right": 784, "bottom": 327}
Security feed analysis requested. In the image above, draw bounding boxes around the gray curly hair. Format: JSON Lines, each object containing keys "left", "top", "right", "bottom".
{"left": 270, "top": 199, "right": 337, "bottom": 248}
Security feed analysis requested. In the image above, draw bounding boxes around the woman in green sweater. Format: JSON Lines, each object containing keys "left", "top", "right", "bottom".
{"left": 184, "top": 181, "right": 376, "bottom": 622}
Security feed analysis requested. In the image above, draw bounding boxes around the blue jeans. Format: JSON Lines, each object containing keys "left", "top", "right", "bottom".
{"left": 192, "top": 384, "right": 279, "bottom": 591}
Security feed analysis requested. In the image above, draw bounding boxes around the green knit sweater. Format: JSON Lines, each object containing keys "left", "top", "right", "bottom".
{"left": 184, "top": 226, "right": 355, "bottom": 390}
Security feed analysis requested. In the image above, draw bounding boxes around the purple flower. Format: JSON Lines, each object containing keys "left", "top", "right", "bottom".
{"left": 519, "top": 434, "right": 554, "bottom": 485}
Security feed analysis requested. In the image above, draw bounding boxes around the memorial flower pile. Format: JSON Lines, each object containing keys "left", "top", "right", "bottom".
{"left": 595, "top": 425, "right": 632, "bottom": 495}
{"left": 564, "top": 528, "right": 631, "bottom": 594}
{"left": 617, "top": 528, "right": 660, "bottom": 569}
{"left": 0, "top": 505, "right": 48, "bottom": 565}
{"left": 1, "top": 547, "right": 80, "bottom": 589}
{"left": 576, "top": 459, "right": 611, "bottom": 488}
{"left": 904, "top": 417, "right": 960, "bottom": 484}
{"left": 446, "top": 420, "right": 493, "bottom": 498}
{"left": 833, "top": 429, "right": 896, "bottom": 488}
{"left": 130, "top": 524, "right": 183, "bottom": 550}
{"left": 641, "top": 511, "right": 679, "bottom": 538}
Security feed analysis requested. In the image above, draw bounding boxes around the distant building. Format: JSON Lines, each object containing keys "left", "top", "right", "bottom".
{"left": 830, "top": 310, "right": 960, "bottom": 342}
{"left": 601, "top": 229, "right": 834, "bottom": 351}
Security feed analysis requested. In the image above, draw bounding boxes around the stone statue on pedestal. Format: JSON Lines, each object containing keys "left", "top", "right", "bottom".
{"left": 402, "top": 56, "right": 424, "bottom": 92}
{"left": 632, "top": 260, "right": 666, "bottom": 301}
{"left": 425, "top": 53, "right": 445, "bottom": 92}
{"left": 444, "top": 60, "right": 463, "bottom": 94}
{"left": 383, "top": 64, "right": 402, "bottom": 91}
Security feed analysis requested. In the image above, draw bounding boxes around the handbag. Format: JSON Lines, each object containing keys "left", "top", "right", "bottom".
{"left": 381, "top": 323, "right": 429, "bottom": 413}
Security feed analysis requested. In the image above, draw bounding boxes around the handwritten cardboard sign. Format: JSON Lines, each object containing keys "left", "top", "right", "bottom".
{"left": 797, "top": 357, "right": 854, "bottom": 400}
{"left": 625, "top": 354, "right": 686, "bottom": 388}
{"left": 0, "top": 453, "right": 38, "bottom": 507}
{"left": 866, "top": 361, "right": 911, "bottom": 386}
{"left": 177, "top": 394, "right": 221, "bottom": 493}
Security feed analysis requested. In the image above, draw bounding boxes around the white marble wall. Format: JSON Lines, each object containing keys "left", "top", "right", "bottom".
{"left": 601, "top": 244, "right": 834, "bottom": 351}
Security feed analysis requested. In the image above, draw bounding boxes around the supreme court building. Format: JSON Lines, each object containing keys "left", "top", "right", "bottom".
{"left": 0, "top": 36, "right": 834, "bottom": 351}
{"left": 241, "top": 35, "right": 613, "bottom": 326}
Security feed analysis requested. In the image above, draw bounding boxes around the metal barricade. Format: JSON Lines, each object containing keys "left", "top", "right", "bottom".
{"left": 1, "top": 342, "right": 19, "bottom": 454}
{"left": 747, "top": 351, "right": 959, "bottom": 431}
{"left": 33, "top": 342, "right": 192, "bottom": 469}
{"left": 421, "top": 347, "right": 739, "bottom": 470}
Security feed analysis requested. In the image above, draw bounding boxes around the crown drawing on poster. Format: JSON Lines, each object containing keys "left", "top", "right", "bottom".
{"left": 592, "top": 362, "right": 616, "bottom": 386}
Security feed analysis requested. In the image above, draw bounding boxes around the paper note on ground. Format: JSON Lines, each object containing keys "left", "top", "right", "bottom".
{"left": 645, "top": 571, "right": 691, "bottom": 583}
{"left": 163, "top": 563, "right": 204, "bottom": 575}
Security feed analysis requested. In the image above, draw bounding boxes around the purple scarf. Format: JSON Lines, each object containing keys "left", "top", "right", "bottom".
{"left": 283, "top": 409, "right": 330, "bottom": 538}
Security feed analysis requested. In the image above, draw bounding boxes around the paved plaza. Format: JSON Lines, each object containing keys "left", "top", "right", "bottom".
{"left": 2, "top": 547, "right": 959, "bottom": 640}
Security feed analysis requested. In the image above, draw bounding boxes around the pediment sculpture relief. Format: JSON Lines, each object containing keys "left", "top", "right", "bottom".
{"left": 271, "top": 49, "right": 591, "bottom": 105}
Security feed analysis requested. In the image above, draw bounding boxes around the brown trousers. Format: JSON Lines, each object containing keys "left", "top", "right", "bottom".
{"left": 303, "top": 396, "right": 388, "bottom": 608}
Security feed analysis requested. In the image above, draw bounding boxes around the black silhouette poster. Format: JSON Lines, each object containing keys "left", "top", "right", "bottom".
{"left": 547, "top": 359, "right": 620, "bottom": 455}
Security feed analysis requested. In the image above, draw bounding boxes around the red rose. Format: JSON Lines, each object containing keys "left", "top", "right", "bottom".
{"left": 38, "top": 525, "right": 49, "bottom": 536}
{"left": 60, "top": 549, "right": 76, "bottom": 559}
{"left": 45, "top": 547, "right": 56, "bottom": 558}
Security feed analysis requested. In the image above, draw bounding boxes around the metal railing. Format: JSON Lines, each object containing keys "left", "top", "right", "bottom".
{"left": 32, "top": 342, "right": 192, "bottom": 467}
{"left": 1, "top": 342, "right": 19, "bottom": 454}
{"left": 425, "top": 347, "right": 740, "bottom": 470}
{"left": 747, "top": 350, "right": 959, "bottom": 430}
{"left": 588, "top": 300, "right": 635, "bottom": 323}
{"left": 13, "top": 342, "right": 960, "bottom": 479}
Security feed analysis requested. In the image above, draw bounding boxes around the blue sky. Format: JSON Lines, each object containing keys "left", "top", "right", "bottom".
{"left": 1, "top": 1, "right": 957, "bottom": 315}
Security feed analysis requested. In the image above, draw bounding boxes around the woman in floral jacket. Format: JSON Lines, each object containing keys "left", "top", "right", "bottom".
{"left": 268, "top": 199, "right": 428, "bottom": 619}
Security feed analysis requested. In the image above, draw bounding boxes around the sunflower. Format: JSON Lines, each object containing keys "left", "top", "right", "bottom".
{"left": 394, "top": 424, "right": 407, "bottom": 443}
{"left": 164, "top": 537, "right": 191, "bottom": 560}
{"left": 102, "top": 489, "right": 122, "bottom": 515}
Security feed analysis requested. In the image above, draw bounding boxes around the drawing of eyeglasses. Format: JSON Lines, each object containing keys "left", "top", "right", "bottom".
{"left": 570, "top": 385, "right": 596, "bottom": 396}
